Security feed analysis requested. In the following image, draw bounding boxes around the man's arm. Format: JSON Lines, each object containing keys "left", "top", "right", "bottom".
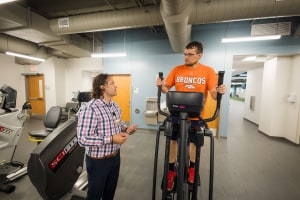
{"left": 209, "top": 84, "right": 227, "bottom": 100}
{"left": 156, "top": 77, "right": 171, "bottom": 93}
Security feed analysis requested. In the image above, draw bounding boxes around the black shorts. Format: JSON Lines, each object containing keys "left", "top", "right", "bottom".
{"left": 171, "top": 117, "right": 204, "bottom": 144}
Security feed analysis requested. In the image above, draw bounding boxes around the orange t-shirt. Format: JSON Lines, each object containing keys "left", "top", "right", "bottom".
{"left": 165, "top": 63, "right": 218, "bottom": 119}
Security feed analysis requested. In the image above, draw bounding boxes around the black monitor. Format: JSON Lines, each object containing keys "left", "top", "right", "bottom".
{"left": 77, "top": 91, "right": 91, "bottom": 105}
{"left": 166, "top": 91, "right": 205, "bottom": 118}
{"left": 0, "top": 84, "right": 17, "bottom": 111}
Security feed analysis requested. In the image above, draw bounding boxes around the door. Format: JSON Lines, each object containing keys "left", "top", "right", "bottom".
{"left": 112, "top": 75, "right": 131, "bottom": 123}
{"left": 27, "top": 75, "right": 46, "bottom": 115}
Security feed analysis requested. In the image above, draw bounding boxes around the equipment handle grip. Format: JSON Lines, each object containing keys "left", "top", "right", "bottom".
{"left": 202, "top": 70, "right": 225, "bottom": 123}
{"left": 216, "top": 70, "right": 225, "bottom": 108}
{"left": 157, "top": 72, "right": 163, "bottom": 97}
{"left": 218, "top": 71, "right": 225, "bottom": 86}
{"left": 157, "top": 72, "right": 169, "bottom": 118}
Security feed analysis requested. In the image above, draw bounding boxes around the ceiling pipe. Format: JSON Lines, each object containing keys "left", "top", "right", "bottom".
{"left": 160, "top": 0, "right": 192, "bottom": 52}
{"left": 49, "top": 0, "right": 300, "bottom": 54}
{"left": 0, "top": 34, "right": 50, "bottom": 65}
{"left": 189, "top": 0, "right": 300, "bottom": 24}
{"left": 1, "top": 3, "right": 94, "bottom": 59}
{"left": 49, "top": 6, "right": 163, "bottom": 35}
{"left": 0, "top": 33, "right": 38, "bottom": 54}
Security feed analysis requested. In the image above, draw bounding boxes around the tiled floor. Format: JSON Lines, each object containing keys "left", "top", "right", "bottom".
{"left": 1, "top": 100, "right": 300, "bottom": 200}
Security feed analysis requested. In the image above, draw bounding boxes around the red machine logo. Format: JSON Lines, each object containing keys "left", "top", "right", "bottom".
{"left": 48, "top": 136, "right": 78, "bottom": 172}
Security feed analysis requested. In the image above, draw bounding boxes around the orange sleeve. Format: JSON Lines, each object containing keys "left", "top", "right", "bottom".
{"left": 165, "top": 66, "right": 179, "bottom": 88}
{"left": 207, "top": 67, "right": 218, "bottom": 91}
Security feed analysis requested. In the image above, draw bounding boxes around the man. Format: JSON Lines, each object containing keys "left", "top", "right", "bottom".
{"left": 156, "top": 41, "right": 226, "bottom": 191}
{"left": 77, "top": 73, "right": 138, "bottom": 200}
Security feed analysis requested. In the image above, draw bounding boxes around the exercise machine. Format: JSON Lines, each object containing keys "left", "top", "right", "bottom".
{"left": 27, "top": 92, "right": 92, "bottom": 199}
{"left": 0, "top": 84, "right": 32, "bottom": 193}
{"left": 152, "top": 71, "right": 225, "bottom": 200}
{"left": 28, "top": 117, "right": 86, "bottom": 200}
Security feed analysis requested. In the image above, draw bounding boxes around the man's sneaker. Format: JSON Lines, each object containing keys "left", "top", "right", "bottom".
{"left": 167, "top": 170, "right": 176, "bottom": 191}
{"left": 188, "top": 167, "right": 195, "bottom": 184}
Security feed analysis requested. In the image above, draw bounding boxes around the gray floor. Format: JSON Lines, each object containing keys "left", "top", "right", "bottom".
{"left": 1, "top": 100, "right": 300, "bottom": 200}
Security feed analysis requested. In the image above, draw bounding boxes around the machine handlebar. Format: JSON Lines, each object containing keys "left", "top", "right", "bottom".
{"left": 156, "top": 71, "right": 225, "bottom": 123}
{"left": 157, "top": 72, "right": 169, "bottom": 118}
{"left": 202, "top": 70, "right": 225, "bottom": 123}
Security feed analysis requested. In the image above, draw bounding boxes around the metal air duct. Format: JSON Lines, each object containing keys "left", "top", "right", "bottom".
{"left": 160, "top": 0, "right": 192, "bottom": 52}
{"left": 0, "top": 3, "right": 94, "bottom": 59}
{"left": 0, "top": 33, "right": 49, "bottom": 65}
{"left": 49, "top": 0, "right": 300, "bottom": 54}
{"left": 49, "top": 6, "right": 163, "bottom": 35}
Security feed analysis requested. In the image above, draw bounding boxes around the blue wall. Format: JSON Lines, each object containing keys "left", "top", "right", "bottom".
{"left": 103, "top": 19, "right": 300, "bottom": 137}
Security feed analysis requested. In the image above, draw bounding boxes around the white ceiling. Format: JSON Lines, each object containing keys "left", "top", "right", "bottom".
{"left": 0, "top": 0, "right": 299, "bottom": 68}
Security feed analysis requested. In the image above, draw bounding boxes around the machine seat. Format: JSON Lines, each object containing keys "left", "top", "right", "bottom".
{"left": 29, "top": 129, "right": 53, "bottom": 138}
{"left": 29, "top": 106, "right": 61, "bottom": 142}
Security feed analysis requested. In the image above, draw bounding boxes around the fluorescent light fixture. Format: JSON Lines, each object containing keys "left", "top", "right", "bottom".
{"left": 6, "top": 51, "right": 45, "bottom": 62}
{"left": 0, "top": 0, "right": 17, "bottom": 4}
{"left": 242, "top": 56, "right": 256, "bottom": 61}
{"left": 222, "top": 35, "right": 281, "bottom": 43}
{"left": 91, "top": 52, "right": 127, "bottom": 58}
{"left": 242, "top": 55, "right": 269, "bottom": 62}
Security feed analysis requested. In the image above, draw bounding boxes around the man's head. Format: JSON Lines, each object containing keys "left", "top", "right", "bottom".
{"left": 185, "top": 41, "right": 203, "bottom": 53}
{"left": 92, "top": 73, "right": 117, "bottom": 99}
{"left": 184, "top": 41, "right": 203, "bottom": 66}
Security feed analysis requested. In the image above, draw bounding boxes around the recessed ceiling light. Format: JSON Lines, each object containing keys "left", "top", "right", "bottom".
{"left": 242, "top": 56, "right": 256, "bottom": 61}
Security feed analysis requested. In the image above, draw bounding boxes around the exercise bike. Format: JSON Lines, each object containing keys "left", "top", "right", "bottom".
{"left": 0, "top": 99, "right": 32, "bottom": 193}
{"left": 27, "top": 92, "right": 92, "bottom": 199}
{"left": 152, "top": 71, "right": 224, "bottom": 200}
{"left": 27, "top": 117, "right": 86, "bottom": 200}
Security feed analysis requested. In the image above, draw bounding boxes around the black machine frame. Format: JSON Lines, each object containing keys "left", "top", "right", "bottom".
{"left": 152, "top": 71, "right": 225, "bottom": 200}
{"left": 28, "top": 118, "right": 85, "bottom": 200}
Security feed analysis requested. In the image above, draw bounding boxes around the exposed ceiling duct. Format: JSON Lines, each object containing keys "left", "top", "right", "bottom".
{"left": 0, "top": 3, "right": 94, "bottom": 62}
{"left": 188, "top": 0, "right": 300, "bottom": 24}
{"left": 0, "top": 0, "right": 300, "bottom": 62}
{"left": 49, "top": 6, "right": 163, "bottom": 35}
{"left": 160, "top": 0, "right": 192, "bottom": 52}
{"left": 0, "top": 33, "right": 49, "bottom": 65}
{"left": 49, "top": 0, "right": 300, "bottom": 53}
{"left": 0, "top": 33, "right": 39, "bottom": 54}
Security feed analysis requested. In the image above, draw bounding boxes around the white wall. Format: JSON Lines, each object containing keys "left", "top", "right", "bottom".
{"left": 270, "top": 57, "right": 291, "bottom": 137}
{"left": 54, "top": 58, "right": 66, "bottom": 107}
{"left": 65, "top": 57, "right": 103, "bottom": 101}
{"left": 243, "top": 67, "right": 263, "bottom": 124}
{"left": 1, "top": 54, "right": 103, "bottom": 112}
{"left": 258, "top": 57, "right": 278, "bottom": 135}
{"left": 0, "top": 54, "right": 26, "bottom": 108}
{"left": 257, "top": 56, "right": 300, "bottom": 143}
{"left": 285, "top": 55, "right": 300, "bottom": 143}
